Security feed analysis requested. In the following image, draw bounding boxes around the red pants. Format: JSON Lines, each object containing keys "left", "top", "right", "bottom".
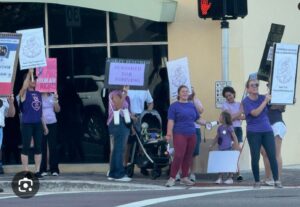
{"left": 170, "top": 133, "right": 196, "bottom": 178}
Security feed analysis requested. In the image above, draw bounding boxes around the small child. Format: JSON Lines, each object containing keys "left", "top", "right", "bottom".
{"left": 209, "top": 111, "right": 240, "bottom": 184}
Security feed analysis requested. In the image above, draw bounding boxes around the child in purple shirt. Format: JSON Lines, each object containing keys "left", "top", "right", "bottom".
{"left": 209, "top": 111, "right": 239, "bottom": 184}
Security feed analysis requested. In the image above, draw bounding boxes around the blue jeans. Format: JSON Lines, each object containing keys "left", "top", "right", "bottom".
{"left": 247, "top": 131, "right": 279, "bottom": 182}
{"left": 108, "top": 119, "right": 130, "bottom": 179}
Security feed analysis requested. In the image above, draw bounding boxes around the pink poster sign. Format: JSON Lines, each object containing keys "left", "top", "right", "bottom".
{"left": 35, "top": 58, "right": 57, "bottom": 92}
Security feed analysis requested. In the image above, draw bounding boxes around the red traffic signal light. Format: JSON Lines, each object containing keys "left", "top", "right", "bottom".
{"left": 198, "top": 0, "right": 248, "bottom": 20}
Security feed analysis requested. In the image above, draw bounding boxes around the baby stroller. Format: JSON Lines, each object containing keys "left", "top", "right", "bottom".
{"left": 126, "top": 110, "right": 171, "bottom": 179}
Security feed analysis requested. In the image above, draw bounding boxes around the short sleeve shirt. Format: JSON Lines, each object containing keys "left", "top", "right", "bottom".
{"left": 222, "top": 101, "right": 242, "bottom": 127}
{"left": 242, "top": 95, "right": 272, "bottom": 132}
{"left": 217, "top": 125, "right": 234, "bottom": 150}
{"left": 168, "top": 101, "right": 199, "bottom": 135}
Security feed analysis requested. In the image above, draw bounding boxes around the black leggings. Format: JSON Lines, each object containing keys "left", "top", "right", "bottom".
{"left": 21, "top": 123, "right": 43, "bottom": 155}
{"left": 247, "top": 131, "right": 279, "bottom": 182}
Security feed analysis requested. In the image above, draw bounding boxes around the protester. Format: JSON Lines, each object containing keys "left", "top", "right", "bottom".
{"left": 261, "top": 104, "right": 287, "bottom": 185}
{"left": 0, "top": 94, "right": 16, "bottom": 174}
{"left": 242, "top": 79, "right": 282, "bottom": 188}
{"left": 165, "top": 85, "right": 206, "bottom": 187}
{"left": 222, "top": 86, "right": 244, "bottom": 181}
{"left": 107, "top": 86, "right": 131, "bottom": 182}
{"left": 153, "top": 67, "right": 170, "bottom": 135}
{"left": 209, "top": 111, "right": 240, "bottom": 184}
{"left": 127, "top": 89, "right": 153, "bottom": 176}
{"left": 188, "top": 87, "right": 204, "bottom": 182}
{"left": 19, "top": 69, "right": 48, "bottom": 178}
{"left": 40, "top": 92, "right": 60, "bottom": 176}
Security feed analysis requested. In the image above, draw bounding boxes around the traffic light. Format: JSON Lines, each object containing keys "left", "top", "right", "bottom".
{"left": 198, "top": 0, "right": 248, "bottom": 20}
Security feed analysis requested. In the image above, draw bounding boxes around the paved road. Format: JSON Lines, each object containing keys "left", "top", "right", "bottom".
{"left": 0, "top": 187, "right": 300, "bottom": 207}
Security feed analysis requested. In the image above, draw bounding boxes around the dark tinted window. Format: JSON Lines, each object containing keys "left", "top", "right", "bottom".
{"left": 50, "top": 47, "right": 107, "bottom": 85}
{"left": 110, "top": 13, "right": 167, "bottom": 43}
{"left": 75, "top": 78, "right": 98, "bottom": 92}
{"left": 0, "top": 3, "right": 44, "bottom": 32}
{"left": 48, "top": 4, "right": 106, "bottom": 44}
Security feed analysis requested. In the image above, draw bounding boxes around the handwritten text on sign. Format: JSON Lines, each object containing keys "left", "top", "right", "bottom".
{"left": 108, "top": 62, "right": 145, "bottom": 86}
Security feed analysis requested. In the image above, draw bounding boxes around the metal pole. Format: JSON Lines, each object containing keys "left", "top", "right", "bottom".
{"left": 221, "top": 20, "right": 229, "bottom": 81}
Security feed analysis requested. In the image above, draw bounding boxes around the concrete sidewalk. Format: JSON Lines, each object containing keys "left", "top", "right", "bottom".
{"left": 1, "top": 165, "right": 300, "bottom": 193}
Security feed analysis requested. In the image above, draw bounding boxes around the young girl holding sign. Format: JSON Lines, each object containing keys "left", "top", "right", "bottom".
{"left": 209, "top": 111, "right": 240, "bottom": 184}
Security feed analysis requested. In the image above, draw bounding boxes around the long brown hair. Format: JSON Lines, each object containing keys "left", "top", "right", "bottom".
{"left": 221, "top": 111, "right": 232, "bottom": 126}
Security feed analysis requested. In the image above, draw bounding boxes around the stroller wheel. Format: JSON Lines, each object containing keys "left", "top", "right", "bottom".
{"left": 126, "top": 163, "right": 135, "bottom": 178}
{"left": 151, "top": 167, "right": 161, "bottom": 180}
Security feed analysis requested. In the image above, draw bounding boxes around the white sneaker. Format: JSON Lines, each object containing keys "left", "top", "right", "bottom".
{"left": 180, "top": 177, "right": 195, "bottom": 186}
{"left": 262, "top": 179, "right": 274, "bottom": 186}
{"left": 224, "top": 178, "right": 234, "bottom": 184}
{"left": 51, "top": 172, "right": 59, "bottom": 176}
{"left": 107, "top": 177, "right": 114, "bottom": 181}
{"left": 165, "top": 178, "right": 176, "bottom": 187}
{"left": 215, "top": 178, "right": 223, "bottom": 184}
{"left": 175, "top": 173, "right": 181, "bottom": 181}
{"left": 115, "top": 176, "right": 132, "bottom": 182}
{"left": 41, "top": 172, "right": 48, "bottom": 177}
{"left": 189, "top": 173, "right": 196, "bottom": 182}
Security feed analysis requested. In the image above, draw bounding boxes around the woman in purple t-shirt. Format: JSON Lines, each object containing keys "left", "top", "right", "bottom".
{"left": 19, "top": 69, "right": 48, "bottom": 178}
{"left": 242, "top": 79, "right": 281, "bottom": 188}
{"left": 165, "top": 85, "right": 206, "bottom": 187}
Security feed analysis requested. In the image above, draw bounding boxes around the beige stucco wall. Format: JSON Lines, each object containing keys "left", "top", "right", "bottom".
{"left": 168, "top": 0, "right": 300, "bottom": 173}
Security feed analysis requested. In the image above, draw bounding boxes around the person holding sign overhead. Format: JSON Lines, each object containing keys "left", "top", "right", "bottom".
{"left": 107, "top": 86, "right": 132, "bottom": 182}
{"left": 242, "top": 79, "right": 282, "bottom": 188}
{"left": 19, "top": 69, "right": 48, "bottom": 179}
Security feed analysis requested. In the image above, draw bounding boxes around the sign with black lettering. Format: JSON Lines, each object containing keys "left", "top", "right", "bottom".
{"left": 270, "top": 43, "right": 299, "bottom": 105}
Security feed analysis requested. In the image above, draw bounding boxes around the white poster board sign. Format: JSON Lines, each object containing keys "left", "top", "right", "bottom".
{"left": 207, "top": 151, "right": 240, "bottom": 173}
{"left": 270, "top": 43, "right": 299, "bottom": 105}
{"left": 166, "top": 57, "right": 192, "bottom": 103}
{"left": 17, "top": 28, "right": 47, "bottom": 70}
{"left": 215, "top": 81, "right": 231, "bottom": 108}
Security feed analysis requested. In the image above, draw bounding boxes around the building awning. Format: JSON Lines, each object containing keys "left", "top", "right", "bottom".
{"left": 0, "top": 0, "right": 177, "bottom": 22}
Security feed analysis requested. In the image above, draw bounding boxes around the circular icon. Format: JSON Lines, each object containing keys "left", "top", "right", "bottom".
{"left": 11, "top": 171, "right": 40, "bottom": 199}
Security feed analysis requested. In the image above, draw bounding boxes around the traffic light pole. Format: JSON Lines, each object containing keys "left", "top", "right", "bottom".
{"left": 221, "top": 20, "right": 229, "bottom": 81}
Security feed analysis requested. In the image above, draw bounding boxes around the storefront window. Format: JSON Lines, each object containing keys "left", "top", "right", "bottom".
{"left": 48, "top": 4, "right": 106, "bottom": 45}
{"left": 110, "top": 13, "right": 167, "bottom": 43}
{"left": 0, "top": 3, "right": 44, "bottom": 32}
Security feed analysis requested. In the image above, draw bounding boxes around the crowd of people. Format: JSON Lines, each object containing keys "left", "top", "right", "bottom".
{"left": 0, "top": 68, "right": 287, "bottom": 190}
{"left": 105, "top": 75, "right": 286, "bottom": 189}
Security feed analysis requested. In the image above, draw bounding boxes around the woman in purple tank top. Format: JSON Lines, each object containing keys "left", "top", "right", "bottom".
{"left": 19, "top": 69, "right": 48, "bottom": 179}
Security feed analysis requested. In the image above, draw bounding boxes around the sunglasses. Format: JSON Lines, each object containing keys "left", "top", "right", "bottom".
{"left": 249, "top": 83, "right": 259, "bottom": 88}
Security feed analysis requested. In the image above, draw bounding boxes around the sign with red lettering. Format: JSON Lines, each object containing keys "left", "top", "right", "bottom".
{"left": 35, "top": 58, "right": 57, "bottom": 92}
{"left": 0, "top": 33, "right": 21, "bottom": 96}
